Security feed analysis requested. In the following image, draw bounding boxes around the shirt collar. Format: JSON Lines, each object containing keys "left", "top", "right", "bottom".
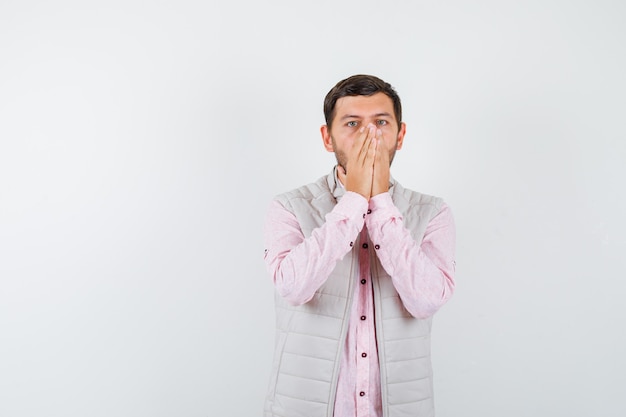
{"left": 328, "top": 166, "right": 345, "bottom": 200}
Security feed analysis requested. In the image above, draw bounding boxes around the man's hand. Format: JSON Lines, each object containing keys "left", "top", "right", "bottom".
{"left": 337, "top": 124, "right": 377, "bottom": 200}
{"left": 372, "top": 128, "right": 390, "bottom": 197}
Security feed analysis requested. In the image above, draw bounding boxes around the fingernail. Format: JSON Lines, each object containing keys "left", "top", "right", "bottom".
{"left": 377, "top": 129, "right": 382, "bottom": 135}
{"left": 359, "top": 127, "right": 365, "bottom": 133}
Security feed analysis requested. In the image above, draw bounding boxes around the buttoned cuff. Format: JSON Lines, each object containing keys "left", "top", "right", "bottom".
{"left": 330, "top": 190, "right": 369, "bottom": 226}
{"left": 366, "top": 192, "right": 402, "bottom": 226}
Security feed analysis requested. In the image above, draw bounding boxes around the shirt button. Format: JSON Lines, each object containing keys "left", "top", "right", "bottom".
{"left": 374, "top": 244, "right": 380, "bottom": 250}
{"left": 360, "top": 279, "right": 366, "bottom": 285}
{"left": 359, "top": 391, "right": 365, "bottom": 397}
{"left": 367, "top": 209, "right": 372, "bottom": 214}
{"left": 350, "top": 241, "right": 353, "bottom": 247}
{"left": 362, "top": 352, "right": 367, "bottom": 358}
{"left": 363, "top": 213, "right": 366, "bottom": 218}
{"left": 360, "top": 315, "right": 366, "bottom": 321}
{"left": 362, "top": 243, "right": 368, "bottom": 249}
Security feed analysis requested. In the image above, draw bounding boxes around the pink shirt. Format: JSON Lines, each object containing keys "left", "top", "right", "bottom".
{"left": 264, "top": 181, "right": 456, "bottom": 417}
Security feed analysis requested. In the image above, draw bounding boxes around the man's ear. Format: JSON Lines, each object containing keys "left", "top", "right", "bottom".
{"left": 396, "top": 122, "right": 407, "bottom": 150}
{"left": 321, "top": 125, "right": 334, "bottom": 152}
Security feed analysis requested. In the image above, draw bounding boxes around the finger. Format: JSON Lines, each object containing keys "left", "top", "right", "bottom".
{"left": 376, "top": 129, "right": 388, "bottom": 163}
{"left": 352, "top": 126, "right": 369, "bottom": 155}
{"left": 367, "top": 128, "right": 377, "bottom": 161}
{"left": 337, "top": 164, "right": 347, "bottom": 180}
{"left": 358, "top": 125, "right": 376, "bottom": 165}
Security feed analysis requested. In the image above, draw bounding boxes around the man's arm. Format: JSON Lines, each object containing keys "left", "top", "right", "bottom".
{"left": 365, "top": 194, "right": 456, "bottom": 319}
{"left": 263, "top": 192, "right": 368, "bottom": 305}
{"left": 265, "top": 125, "right": 380, "bottom": 305}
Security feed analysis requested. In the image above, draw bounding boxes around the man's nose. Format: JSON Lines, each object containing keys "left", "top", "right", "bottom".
{"left": 362, "top": 121, "right": 376, "bottom": 131}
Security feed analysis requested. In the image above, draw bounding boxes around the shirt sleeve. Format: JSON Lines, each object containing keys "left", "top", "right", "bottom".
{"left": 365, "top": 192, "right": 456, "bottom": 319}
{"left": 263, "top": 191, "right": 368, "bottom": 305}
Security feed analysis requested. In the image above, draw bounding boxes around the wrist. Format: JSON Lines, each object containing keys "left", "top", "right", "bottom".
{"left": 372, "top": 182, "right": 389, "bottom": 196}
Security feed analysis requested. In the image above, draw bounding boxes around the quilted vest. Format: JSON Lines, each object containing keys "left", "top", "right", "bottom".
{"left": 264, "top": 169, "right": 444, "bottom": 417}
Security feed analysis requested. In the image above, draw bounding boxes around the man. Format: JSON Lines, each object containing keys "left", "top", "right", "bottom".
{"left": 263, "top": 74, "right": 456, "bottom": 417}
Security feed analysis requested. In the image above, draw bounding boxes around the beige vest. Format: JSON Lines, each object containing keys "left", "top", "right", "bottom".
{"left": 265, "top": 169, "right": 444, "bottom": 417}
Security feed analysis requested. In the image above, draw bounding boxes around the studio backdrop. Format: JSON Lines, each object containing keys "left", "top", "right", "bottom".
{"left": 1, "top": 1, "right": 624, "bottom": 416}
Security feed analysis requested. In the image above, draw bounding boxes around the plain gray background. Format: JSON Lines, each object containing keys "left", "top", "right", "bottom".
{"left": 1, "top": 1, "right": 625, "bottom": 416}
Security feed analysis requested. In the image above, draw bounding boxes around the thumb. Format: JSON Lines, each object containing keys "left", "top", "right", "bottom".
{"left": 337, "top": 165, "right": 348, "bottom": 184}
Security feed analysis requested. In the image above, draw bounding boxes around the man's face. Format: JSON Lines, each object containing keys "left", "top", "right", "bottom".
{"left": 321, "top": 92, "right": 406, "bottom": 172}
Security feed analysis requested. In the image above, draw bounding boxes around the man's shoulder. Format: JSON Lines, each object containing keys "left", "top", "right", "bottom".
{"left": 391, "top": 181, "right": 445, "bottom": 212}
{"left": 274, "top": 173, "right": 332, "bottom": 206}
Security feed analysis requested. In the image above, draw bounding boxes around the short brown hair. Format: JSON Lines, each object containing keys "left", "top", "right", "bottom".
{"left": 323, "top": 74, "right": 402, "bottom": 130}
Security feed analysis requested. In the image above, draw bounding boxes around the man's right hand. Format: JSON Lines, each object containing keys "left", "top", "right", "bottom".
{"left": 337, "top": 124, "right": 377, "bottom": 200}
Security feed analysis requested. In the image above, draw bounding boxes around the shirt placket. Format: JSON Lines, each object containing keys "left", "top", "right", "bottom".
{"left": 356, "top": 227, "right": 372, "bottom": 416}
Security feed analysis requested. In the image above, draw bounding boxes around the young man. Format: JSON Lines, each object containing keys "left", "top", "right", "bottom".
{"left": 263, "top": 75, "right": 456, "bottom": 417}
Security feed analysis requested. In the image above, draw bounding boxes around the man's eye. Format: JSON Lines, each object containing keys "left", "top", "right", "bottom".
{"left": 347, "top": 121, "right": 358, "bottom": 127}
{"left": 377, "top": 120, "right": 388, "bottom": 126}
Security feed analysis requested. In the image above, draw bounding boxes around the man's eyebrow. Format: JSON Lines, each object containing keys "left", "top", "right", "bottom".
{"left": 339, "top": 114, "right": 362, "bottom": 120}
{"left": 339, "top": 112, "right": 393, "bottom": 120}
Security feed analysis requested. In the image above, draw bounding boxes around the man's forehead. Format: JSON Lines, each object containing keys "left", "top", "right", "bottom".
{"left": 335, "top": 93, "right": 395, "bottom": 117}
